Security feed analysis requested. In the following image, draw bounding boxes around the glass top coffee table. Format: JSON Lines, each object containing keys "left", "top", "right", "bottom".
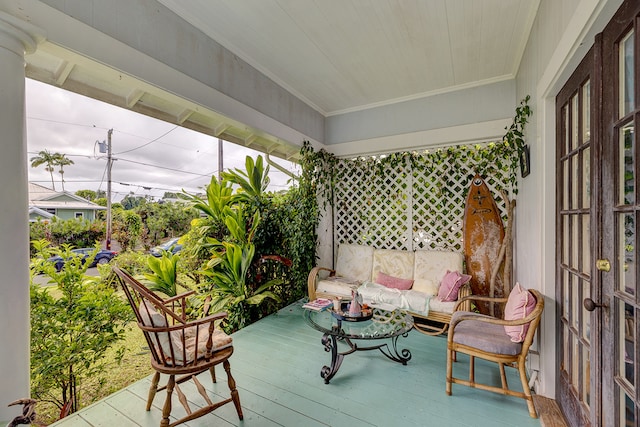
{"left": 304, "top": 306, "right": 414, "bottom": 383}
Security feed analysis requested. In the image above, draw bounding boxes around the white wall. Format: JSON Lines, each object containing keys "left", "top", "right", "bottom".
{"left": 514, "top": 0, "right": 623, "bottom": 397}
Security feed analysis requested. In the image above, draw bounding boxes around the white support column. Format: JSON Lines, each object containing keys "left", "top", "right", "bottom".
{"left": 0, "top": 11, "right": 43, "bottom": 423}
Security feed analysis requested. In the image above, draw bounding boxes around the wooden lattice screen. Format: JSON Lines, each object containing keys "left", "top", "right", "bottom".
{"left": 332, "top": 147, "right": 514, "bottom": 253}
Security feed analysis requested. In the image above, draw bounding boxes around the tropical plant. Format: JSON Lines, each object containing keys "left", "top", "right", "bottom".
{"left": 201, "top": 207, "right": 281, "bottom": 331}
{"left": 183, "top": 175, "right": 234, "bottom": 223}
{"left": 143, "top": 251, "right": 180, "bottom": 297}
{"left": 29, "top": 240, "right": 131, "bottom": 415}
{"left": 222, "top": 155, "right": 270, "bottom": 207}
{"left": 30, "top": 149, "right": 59, "bottom": 190}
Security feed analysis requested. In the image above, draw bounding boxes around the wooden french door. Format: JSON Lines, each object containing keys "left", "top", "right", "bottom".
{"left": 601, "top": 1, "right": 640, "bottom": 425}
{"left": 557, "top": 1, "right": 640, "bottom": 425}
{"left": 556, "top": 42, "right": 599, "bottom": 427}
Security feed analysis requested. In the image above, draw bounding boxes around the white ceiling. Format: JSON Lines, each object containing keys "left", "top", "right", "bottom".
{"left": 158, "top": 0, "right": 539, "bottom": 116}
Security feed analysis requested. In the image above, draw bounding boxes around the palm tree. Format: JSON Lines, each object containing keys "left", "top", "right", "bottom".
{"left": 54, "top": 153, "right": 74, "bottom": 191}
{"left": 30, "top": 150, "right": 58, "bottom": 190}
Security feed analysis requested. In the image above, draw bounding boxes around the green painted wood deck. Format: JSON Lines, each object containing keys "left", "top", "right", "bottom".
{"left": 51, "top": 301, "right": 542, "bottom": 427}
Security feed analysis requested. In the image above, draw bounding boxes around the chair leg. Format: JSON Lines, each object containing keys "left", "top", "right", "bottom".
{"left": 499, "top": 362, "right": 508, "bottom": 390}
{"left": 518, "top": 363, "right": 538, "bottom": 418}
{"left": 161, "top": 375, "right": 175, "bottom": 427}
{"left": 469, "top": 355, "right": 475, "bottom": 384}
{"left": 223, "top": 359, "right": 243, "bottom": 420}
{"left": 446, "top": 347, "right": 453, "bottom": 395}
{"left": 147, "top": 372, "right": 160, "bottom": 411}
{"left": 209, "top": 365, "right": 217, "bottom": 383}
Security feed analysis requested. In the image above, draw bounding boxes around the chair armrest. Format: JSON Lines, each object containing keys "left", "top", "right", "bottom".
{"left": 449, "top": 303, "right": 543, "bottom": 334}
{"left": 308, "top": 266, "right": 336, "bottom": 300}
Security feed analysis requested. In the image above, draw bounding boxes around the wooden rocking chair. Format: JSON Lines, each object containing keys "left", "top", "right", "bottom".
{"left": 111, "top": 267, "right": 243, "bottom": 427}
{"left": 446, "top": 285, "right": 544, "bottom": 418}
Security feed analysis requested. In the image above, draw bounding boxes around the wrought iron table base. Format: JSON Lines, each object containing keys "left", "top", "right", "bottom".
{"left": 319, "top": 324, "right": 412, "bottom": 384}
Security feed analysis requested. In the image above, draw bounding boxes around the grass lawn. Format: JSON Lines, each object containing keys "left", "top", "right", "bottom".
{"left": 37, "top": 321, "right": 153, "bottom": 425}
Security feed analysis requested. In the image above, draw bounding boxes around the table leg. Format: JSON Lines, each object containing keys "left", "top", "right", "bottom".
{"left": 320, "top": 333, "right": 344, "bottom": 384}
{"left": 377, "top": 333, "right": 412, "bottom": 365}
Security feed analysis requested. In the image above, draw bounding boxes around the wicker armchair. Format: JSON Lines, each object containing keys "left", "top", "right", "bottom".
{"left": 112, "top": 267, "right": 243, "bottom": 427}
{"left": 446, "top": 287, "right": 544, "bottom": 418}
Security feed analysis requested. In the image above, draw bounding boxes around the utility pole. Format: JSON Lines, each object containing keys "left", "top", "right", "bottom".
{"left": 218, "top": 138, "right": 223, "bottom": 181}
{"left": 106, "top": 129, "right": 113, "bottom": 250}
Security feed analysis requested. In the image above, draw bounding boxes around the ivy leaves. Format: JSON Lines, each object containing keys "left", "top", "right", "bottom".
{"left": 301, "top": 96, "right": 532, "bottom": 198}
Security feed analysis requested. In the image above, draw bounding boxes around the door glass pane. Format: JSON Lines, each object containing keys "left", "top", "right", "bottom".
{"left": 620, "top": 301, "right": 635, "bottom": 387}
{"left": 583, "top": 348, "right": 591, "bottom": 407}
{"left": 572, "top": 95, "right": 579, "bottom": 150}
{"left": 583, "top": 81, "right": 591, "bottom": 142}
{"left": 620, "top": 30, "right": 635, "bottom": 117}
{"left": 572, "top": 334, "right": 580, "bottom": 388}
{"left": 563, "top": 104, "right": 569, "bottom": 155}
{"left": 572, "top": 275, "right": 579, "bottom": 329}
{"left": 572, "top": 155, "right": 579, "bottom": 208}
{"left": 583, "top": 279, "right": 591, "bottom": 342}
{"left": 620, "top": 122, "right": 635, "bottom": 205}
{"left": 620, "top": 212, "right": 636, "bottom": 296}
{"left": 583, "top": 147, "right": 591, "bottom": 208}
{"left": 582, "top": 215, "right": 590, "bottom": 275}
{"left": 622, "top": 389, "right": 635, "bottom": 427}
{"left": 563, "top": 215, "right": 569, "bottom": 263}
{"left": 563, "top": 270, "right": 570, "bottom": 320}
{"left": 572, "top": 215, "right": 579, "bottom": 268}
{"left": 563, "top": 160, "right": 570, "bottom": 210}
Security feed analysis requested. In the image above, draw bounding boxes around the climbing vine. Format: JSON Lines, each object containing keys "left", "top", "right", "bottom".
{"left": 299, "top": 96, "right": 532, "bottom": 251}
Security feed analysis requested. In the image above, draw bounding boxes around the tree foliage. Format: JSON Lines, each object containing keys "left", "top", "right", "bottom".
{"left": 29, "top": 241, "right": 131, "bottom": 415}
{"left": 112, "top": 209, "right": 142, "bottom": 251}
{"left": 29, "top": 218, "right": 105, "bottom": 256}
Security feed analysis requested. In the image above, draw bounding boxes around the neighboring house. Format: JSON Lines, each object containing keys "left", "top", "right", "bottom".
{"left": 28, "top": 182, "right": 105, "bottom": 222}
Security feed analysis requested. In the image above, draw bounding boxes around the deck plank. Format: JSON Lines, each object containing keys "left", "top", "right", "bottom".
{"left": 51, "top": 301, "right": 543, "bottom": 427}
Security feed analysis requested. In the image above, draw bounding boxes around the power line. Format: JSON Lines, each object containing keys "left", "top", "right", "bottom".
{"left": 114, "top": 125, "right": 179, "bottom": 155}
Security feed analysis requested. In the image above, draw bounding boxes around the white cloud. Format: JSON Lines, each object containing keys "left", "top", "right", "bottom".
{"left": 26, "top": 79, "right": 299, "bottom": 200}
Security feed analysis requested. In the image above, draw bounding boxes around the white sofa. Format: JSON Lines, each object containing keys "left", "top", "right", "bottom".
{"left": 307, "top": 244, "right": 471, "bottom": 335}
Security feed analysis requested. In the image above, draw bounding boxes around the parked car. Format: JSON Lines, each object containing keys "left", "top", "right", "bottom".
{"left": 150, "top": 237, "right": 183, "bottom": 257}
{"left": 48, "top": 248, "right": 118, "bottom": 272}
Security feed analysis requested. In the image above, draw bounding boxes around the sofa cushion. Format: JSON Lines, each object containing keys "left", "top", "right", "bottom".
{"left": 372, "top": 249, "right": 414, "bottom": 282}
{"left": 413, "top": 250, "right": 464, "bottom": 286}
{"left": 316, "top": 276, "right": 360, "bottom": 298}
{"left": 358, "top": 282, "right": 430, "bottom": 315}
{"left": 429, "top": 297, "right": 456, "bottom": 314}
{"left": 412, "top": 278, "right": 438, "bottom": 296}
{"left": 438, "top": 270, "right": 472, "bottom": 302}
{"left": 375, "top": 271, "right": 414, "bottom": 290}
{"left": 504, "top": 283, "right": 537, "bottom": 342}
{"left": 335, "top": 244, "right": 374, "bottom": 282}
{"left": 451, "top": 311, "right": 522, "bottom": 355}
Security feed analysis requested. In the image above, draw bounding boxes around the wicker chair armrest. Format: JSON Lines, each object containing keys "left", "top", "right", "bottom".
{"left": 308, "top": 266, "right": 336, "bottom": 300}
{"left": 450, "top": 302, "right": 544, "bottom": 330}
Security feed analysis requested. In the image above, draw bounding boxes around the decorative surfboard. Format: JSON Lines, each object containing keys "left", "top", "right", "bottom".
{"left": 463, "top": 174, "right": 505, "bottom": 316}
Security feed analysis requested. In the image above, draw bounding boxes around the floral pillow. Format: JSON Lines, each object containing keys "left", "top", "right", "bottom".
{"left": 437, "top": 270, "right": 472, "bottom": 302}
{"left": 375, "top": 271, "right": 414, "bottom": 290}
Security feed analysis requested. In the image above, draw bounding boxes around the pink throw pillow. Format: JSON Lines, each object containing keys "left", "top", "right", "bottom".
{"left": 375, "top": 271, "right": 414, "bottom": 290}
{"left": 504, "top": 283, "right": 537, "bottom": 342}
{"left": 437, "top": 270, "right": 472, "bottom": 302}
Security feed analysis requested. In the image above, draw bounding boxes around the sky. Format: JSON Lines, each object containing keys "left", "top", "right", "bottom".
{"left": 25, "top": 78, "right": 300, "bottom": 202}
